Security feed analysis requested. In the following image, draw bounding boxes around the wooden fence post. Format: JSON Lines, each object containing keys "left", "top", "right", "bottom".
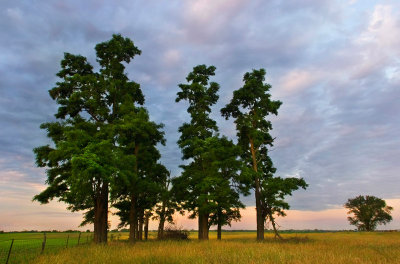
{"left": 6, "top": 239, "right": 14, "bottom": 264}
{"left": 66, "top": 235, "right": 69, "bottom": 248}
{"left": 41, "top": 232, "right": 47, "bottom": 254}
{"left": 77, "top": 232, "right": 81, "bottom": 245}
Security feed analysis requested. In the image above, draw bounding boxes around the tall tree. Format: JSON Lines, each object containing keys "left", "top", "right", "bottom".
{"left": 33, "top": 34, "right": 142, "bottom": 243}
{"left": 221, "top": 68, "right": 282, "bottom": 240}
{"left": 345, "top": 195, "right": 393, "bottom": 231}
{"left": 173, "top": 65, "right": 220, "bottom": 240}
{"left": 174, "top": 65, "right": 248, "bottom": 240}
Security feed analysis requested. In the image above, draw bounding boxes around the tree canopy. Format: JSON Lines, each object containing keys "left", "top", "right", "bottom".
{"left": 34, "top": 34, "right": 144, "bottom": 243}
{"left": 345, "top": 195, "right": 393, "bottom": 231}
{"left": 173, "top": 65, "right": 249, "bottom": 240}
{"left": 221, "top": 68, "right": 282, "bottom": 240}
{"left": 34, "top": 35, "right": 309, "bottom": 242}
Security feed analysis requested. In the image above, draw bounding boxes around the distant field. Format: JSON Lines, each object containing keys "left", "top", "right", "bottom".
{"left": 11, "top": 231, "right": 397, "bottom": 264}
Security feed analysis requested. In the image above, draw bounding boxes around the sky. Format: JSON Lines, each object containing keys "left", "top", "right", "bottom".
{"left": 1, "top": 0, "right": 400, "bottom": 231}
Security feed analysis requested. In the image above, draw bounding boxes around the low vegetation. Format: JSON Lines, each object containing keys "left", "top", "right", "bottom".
{"left": 30, "top": 231, "right": 400, "bottom": 264}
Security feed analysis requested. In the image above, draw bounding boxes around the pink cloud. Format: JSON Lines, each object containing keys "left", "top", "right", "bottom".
{"left": 277, "top": 69, "right": 319, "bottom": 97}
{"left": 182, "top": 0, "right": 247, "bottom": 44}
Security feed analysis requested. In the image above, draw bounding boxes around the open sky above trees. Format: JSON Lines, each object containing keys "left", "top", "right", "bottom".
{"left": 0, "top": 0, "right": 400, "bottom": 231}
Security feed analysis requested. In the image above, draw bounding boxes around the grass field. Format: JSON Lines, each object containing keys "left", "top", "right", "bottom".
{"left": 0, "top": 232, "right": 94, "bottom": 263}
{"left": 6, "top": 231, "right": 396, "bottom": 264}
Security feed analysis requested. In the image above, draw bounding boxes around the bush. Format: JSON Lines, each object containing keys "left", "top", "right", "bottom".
{"left": 162, "top": 225, "right": 189, "bottom": 240}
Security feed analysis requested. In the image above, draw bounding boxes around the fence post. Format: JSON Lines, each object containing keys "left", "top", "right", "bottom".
{"left": 78, "top": 232, "right": 81, "bottom": 245}
{"left": 66, "top": 235, "right": 69, "bottom": 248}
{"left": 41, "top": 232, "right": 47, "bottom": 254}
{"left": 6, "top": 239, "right": 14, "bottom": 264}
{"left": 86, "top": 235, "right": 89, "bottom": 244}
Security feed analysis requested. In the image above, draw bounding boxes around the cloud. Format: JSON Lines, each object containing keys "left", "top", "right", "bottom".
{"left": 351, "top": 5, "right": 400, "bottom": 80}
{"left": 181, "top": 0, "right": 247, "bottom": 44}
{"left": 1, "top": 0, "right": 400, "bottom": 230}
{"left": 276, "top": 69, "right": 320, "bottom": 97}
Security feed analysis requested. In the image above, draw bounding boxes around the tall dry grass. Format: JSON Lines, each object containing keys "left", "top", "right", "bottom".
{"left": 33, "top": 232, "right": 400, "bottom": 264}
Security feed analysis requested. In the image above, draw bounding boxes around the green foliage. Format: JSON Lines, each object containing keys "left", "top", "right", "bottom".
{"left": 204, "top": 137, "right": 247, "bottom": 229}
{"left": 221, "top": 68, "right": 281, "bottom": 159}
{"left": 113, "top": 162, "right": 169, "bottom": 229}
{"left": 221, "top": 69, "right": 307, "bottom": 238}
{"left": 345, "top": 195, "right": 393, "bottom": 231}
{"left": 173, "top": 65, "right": 247, "bottom": 236}
{"left": 113, "top": 106, "right": 165, "bottom": 192}
{"left": 152, "top": 174, "right": 178, "bottom": 228}
{"left": 261, "top": 176, "right": 308, "bottom": 218}
{"left": 34, "top": 37, "right": 310, "bottom": 242}
{"left": 33, "top": 35, "right": 144, "bottom": 242}
{"left": 258, "top": 150, "right": 307, "bottom": 227}
{"left": 176, "top": 65, "right": 219, "bottom": 159}
{"left": 173, "top": 65, "right": 220, "bottom": 215}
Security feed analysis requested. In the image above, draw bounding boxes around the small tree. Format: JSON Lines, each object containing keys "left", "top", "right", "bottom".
{"left": 345, "top": 195, "right": 393, "bottom": 231}
{"left": 113, "top": 161, "right": 168, "bottom": 242}
{"left": 205, "top": 136, "right": 248, "bottom": 240}
{"left": 261, "top": 176, "right": 307, "bottom": 239}
{"left": 153, "top": 173, "right": 177, "bottom": 240}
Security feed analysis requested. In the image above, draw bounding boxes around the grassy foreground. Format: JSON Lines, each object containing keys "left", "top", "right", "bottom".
{"left": 32, "top": 231, "right": 400, "bottom": 264}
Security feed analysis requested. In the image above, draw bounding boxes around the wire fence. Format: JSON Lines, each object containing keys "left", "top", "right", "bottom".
{"left": 0, "top": 232, "right": 97, "bottom": 264}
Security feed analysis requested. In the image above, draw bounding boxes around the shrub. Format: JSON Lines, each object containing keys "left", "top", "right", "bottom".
{"left": 162, "top": 225, "right": 189, "bottom": 240}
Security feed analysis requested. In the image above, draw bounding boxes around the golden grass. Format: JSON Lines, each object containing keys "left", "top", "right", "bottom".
{"left": 33, "top": 232, "right": 400, "bottom": 264}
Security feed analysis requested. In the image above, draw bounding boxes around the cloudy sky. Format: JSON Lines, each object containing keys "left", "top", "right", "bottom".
{"left": 1, "top": 0, "right": 399, "bottom": 231}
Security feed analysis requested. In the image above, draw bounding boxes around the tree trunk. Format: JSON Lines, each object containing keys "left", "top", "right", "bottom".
{"left": 198, "top": 213, "right": 209, "bottom": 240}
{"left": 250, "top": 137, "right": 264, "bottom": 241}
{"left": 144, "top": 213, "right": 150, "bottom": 240}
{"left": 158, "top": 202, "right": 166, "bottom": 239}
{"left": 129, "top": 194, "right": 137, "bottom": 243}
{"left": 158, "top": 216, "right": 165, "bottom": 239}
{"left": 138, "top": 209, "right": 144, "bottom": 240}
{"left": 217, "top": 222, "right": 222, "bottom": 240}
{"left": 129, "top": 143, "right": 140, "bottom": 242}
{"left": 136, "top": 219, "right": 140, "bottom": 239}
{"left": 217, "top": 209, "right": 222, "bottom": 240}
{"left": 269, "top": 212, "right": 282, "bottom": 240}
{"left": 255, "top": 184, "right": 264, "bottom": 240}
{"left": 198, "top": 213, "right": 202, "bottom": 240}
{"left": 93, "top": 182, "right": 108, "bottom": 244}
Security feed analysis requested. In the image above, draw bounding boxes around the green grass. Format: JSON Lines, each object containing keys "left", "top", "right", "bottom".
{"left": 0, "top": 232, "right": 95, "bottom": 263}
{"left": 22, "top": 231, "right": 400, "bottom": 264}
